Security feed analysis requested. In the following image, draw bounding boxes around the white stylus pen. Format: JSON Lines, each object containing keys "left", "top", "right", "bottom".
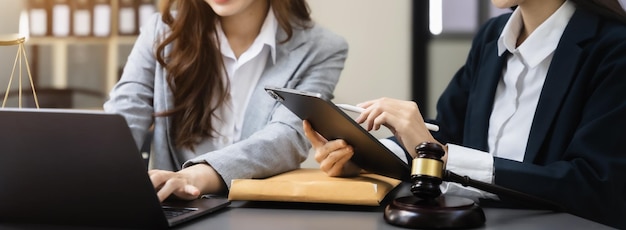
{"left": 336, "top": 103, "right": 440, "bottom": 132}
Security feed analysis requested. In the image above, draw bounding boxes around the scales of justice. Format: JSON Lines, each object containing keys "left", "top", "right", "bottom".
{"left": 0, "top": 33, "right": 39, "bottom": 109}
{"left": 1, "top": 11, "right": 39, "bottom": 109}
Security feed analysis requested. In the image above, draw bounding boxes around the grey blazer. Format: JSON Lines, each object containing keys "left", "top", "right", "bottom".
{"left": 103, "top": 14, "right": 348, "bottom": 188}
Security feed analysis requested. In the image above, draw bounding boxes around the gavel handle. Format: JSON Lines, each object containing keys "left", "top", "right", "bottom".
{"left": 443, "top": 170, "right": 564, "bottom": 211}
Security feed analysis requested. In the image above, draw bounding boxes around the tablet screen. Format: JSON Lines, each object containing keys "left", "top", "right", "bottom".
{"left": 265, "top": 86, "right": 410, "bottom": 181}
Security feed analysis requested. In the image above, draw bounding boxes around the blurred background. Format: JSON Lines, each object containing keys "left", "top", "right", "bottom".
{"left": 3, "top": 0, "right": 623, "bottom": 167}
{"left": 4, "top": 0, "right": 626, "bottom": 113}
{"left": 0, "top": 0, "right": 514, "bottom": 117}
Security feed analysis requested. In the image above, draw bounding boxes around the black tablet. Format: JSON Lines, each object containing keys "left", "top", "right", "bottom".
{"left": 265, "top": 86, "right": 410, "bottom": 181}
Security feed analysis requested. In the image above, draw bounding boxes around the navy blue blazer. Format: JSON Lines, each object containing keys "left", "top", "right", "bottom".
{"left": 432, "top": 9, "right": 626, "bottom": 229}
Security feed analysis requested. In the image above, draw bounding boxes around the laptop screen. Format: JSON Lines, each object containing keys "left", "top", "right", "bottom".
{"left": 0, "top": 108, "right": 229, "bottom": 228}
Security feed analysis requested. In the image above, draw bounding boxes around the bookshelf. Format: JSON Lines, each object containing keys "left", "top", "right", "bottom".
{"left": 23, "top": 0, "right": 156, "bottom": 107}
{"left": 27, "top": 36, "right": 137, "bottom": 95}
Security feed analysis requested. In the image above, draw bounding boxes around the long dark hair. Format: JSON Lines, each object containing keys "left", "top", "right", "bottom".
{"left": 510, "top": 1, "right": 626, "bottom": 24}
{"left": 155, "top": 0, "right": 311, "bottom": 150}
{"left": 569, "top": 0, "right": 626, "bottom": 24}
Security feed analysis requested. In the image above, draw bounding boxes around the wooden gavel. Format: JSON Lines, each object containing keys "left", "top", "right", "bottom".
{"left": 384, "top": 142, "right": 564, "bottom": 229}
{"left": 410, "top": 142, "right": 563, "bottom": 211}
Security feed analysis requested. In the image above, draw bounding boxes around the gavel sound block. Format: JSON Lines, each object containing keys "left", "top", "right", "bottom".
{"left": 383, "top": 142, "right": 485, "bottom": 229}
{"left": 384, "top": 142, "right": 562, "bottom": 229}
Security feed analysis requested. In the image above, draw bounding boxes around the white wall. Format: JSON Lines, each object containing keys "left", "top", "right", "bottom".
{"left": 427, "top": 40, "right": 471, "bottom": 118}
{"left": 308, "top": 0, "right": 412, "bottom": 105}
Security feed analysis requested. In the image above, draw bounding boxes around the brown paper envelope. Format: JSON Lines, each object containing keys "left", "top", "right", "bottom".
{"left": 229, "top": 168, "right": 401, "bottom": 206}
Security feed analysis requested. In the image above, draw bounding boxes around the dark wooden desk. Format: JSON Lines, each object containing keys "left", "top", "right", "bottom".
{"left": 173, "top": 203, "right": 613, "bottom": 230}
{"left": 0, "top": 184, "right": 615, "bottom": 230}
{"left": 173, "top": 183, "right": 614, "bottom": 230}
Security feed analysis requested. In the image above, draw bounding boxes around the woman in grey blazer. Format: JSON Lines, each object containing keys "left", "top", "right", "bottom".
{"left": 103, "top": 0, "right": 348, "bottom": 201}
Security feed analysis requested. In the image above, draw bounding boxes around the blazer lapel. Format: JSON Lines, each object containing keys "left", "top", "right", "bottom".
{"left": 255, "top": 28, "right": 307, "bottom": 91}
{"left": 240, "top": 28, "right": 308, "bottom": 138}
{"left": 465, "top": 39, "right": 506, "bottom": 151}
{"left": 524, "top": 10, "right": 597, "bottom": 162}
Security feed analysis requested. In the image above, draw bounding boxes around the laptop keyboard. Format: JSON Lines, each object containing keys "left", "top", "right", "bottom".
{"left": 162, "top": 206, "right": 199, "bottom": 218}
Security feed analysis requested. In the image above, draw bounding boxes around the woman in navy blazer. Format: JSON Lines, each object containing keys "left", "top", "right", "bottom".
{"left": 305, "top": 0, "right": 626, "bottom": 228}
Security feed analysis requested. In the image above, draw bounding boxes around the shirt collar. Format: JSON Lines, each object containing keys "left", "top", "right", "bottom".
{"left": 255, "top": 7, "right": 278, "bottom": 63}
{"left": 216, "top": 6, "right": 278, "bottom": 63}
{"left": 497, "top": 1, "right": 575, "bottom": 68}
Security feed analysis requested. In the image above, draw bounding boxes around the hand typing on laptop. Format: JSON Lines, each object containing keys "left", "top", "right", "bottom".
{"left": 0, "top": 109, "right": 231, "bottom": 228}
{"left": 149, "top": 164, "right": 227, "bottom": 202}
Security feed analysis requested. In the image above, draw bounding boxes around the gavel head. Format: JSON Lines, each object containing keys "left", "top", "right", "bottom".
{"left": 410, "top": 142, "right": 446, "bottom": 200}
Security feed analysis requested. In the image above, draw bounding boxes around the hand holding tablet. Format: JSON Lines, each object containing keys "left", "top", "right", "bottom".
{"left": 264, "top": 86, "right": 411, "bottom": 181}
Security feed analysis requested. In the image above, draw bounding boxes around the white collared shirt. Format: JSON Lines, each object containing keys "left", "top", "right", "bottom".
{"left": 443, "top": 1, "right": 575, "bottom": 200}
{"left": 185, "top": 8, "right": 278, "bottom": 154}
{"left": 384, "top": 1, "right": 576, "bottom": 200}
{"left": 490, "top": 1, "right": 574, "bottom": 161}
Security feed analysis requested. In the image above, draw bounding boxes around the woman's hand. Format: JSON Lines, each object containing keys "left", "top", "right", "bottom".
{"left": 355, "top": 97, "right": 441, "bottom": 158}
{"left": 148, "top": 164, "right": 226, "bottom": 202}
{"left": 303, "top": 120, "right": 361, "bottom": 177}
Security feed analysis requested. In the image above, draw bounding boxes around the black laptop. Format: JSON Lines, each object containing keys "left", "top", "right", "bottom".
{"left": 0, "top": 108, "right": 230, "bottom": 229}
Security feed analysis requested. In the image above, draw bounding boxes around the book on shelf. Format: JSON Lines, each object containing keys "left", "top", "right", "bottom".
{"left": 51, "top": 0, "right": 72, "bottom": 37}
{"left": 25, "top": 0, "right": 155, "bottom": 38}
{"left": 138, "top": 0, "right": 156, "bottom": 30}
{"left": 71, "top": 0, "right": 92, "bottom": 37}
{"left": 27, "top": 0, "right": 50, "bottom": 37}
{"left": 118, "top": 0, "right": 138, "bottom": 35}
{"left": 92, "top": 0, "right": 111, "bottom": 37}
